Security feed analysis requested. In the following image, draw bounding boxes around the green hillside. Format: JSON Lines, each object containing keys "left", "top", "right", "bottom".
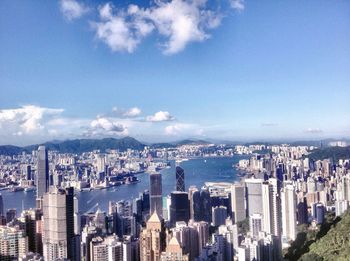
{"left": 307, "top": 146, "right": 350, "bottom": 162}
{"left": 294, "top": 211, "right": 350, "bottom": 261}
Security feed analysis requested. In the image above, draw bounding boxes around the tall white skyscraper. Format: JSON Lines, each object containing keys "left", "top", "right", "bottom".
{"left": 281, "top": 183, "right": 297, "bottom": 241}
{"left": 262, "top": 178, "right": 281, "bottom": 237}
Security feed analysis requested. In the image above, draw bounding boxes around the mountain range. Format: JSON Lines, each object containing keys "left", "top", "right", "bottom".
{"left": 0, "top": 137, "right": 212, "bottom": 156}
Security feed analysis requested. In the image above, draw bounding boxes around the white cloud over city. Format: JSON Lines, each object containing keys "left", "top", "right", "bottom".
{"left": 59, "top": 0, "right": 244, "bottom": 54}
{"left": 0, "top": 105, "right": 198, "bottom": 145}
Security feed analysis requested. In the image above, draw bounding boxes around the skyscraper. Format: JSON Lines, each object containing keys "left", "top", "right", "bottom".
{"left": 169, "top": 191, "right": 190, "bottom": 226}
{"left": 0, "top": 226, "right": 28, "bottom": 259}
{"left": 140, "top": 211, "right": 165, "bottom": 261}
{"left": 36, "top": 146, "right": 49, "bottom": 200}
{"left": 188, "top": 186, "right": 201, "bottom": 221}
{"left": 281, "top": 183, "right": 297, "bottom": 241}
{"left": 0, "top": 193, "right": 3, "bottom": 217}
{"left": 245, "top": 178, "right": 263, "bottom": 216}
{"left": 161, "top": 236, "right": 189, "bottom": 261}
{"left": 42, "top": 187, "right": 75, "bottom": 261}
{"left": 150, "top": 173, "right": 163, "bottom": 217}
{"left": 175, "top": 166, "right": 185, "bottom": 192}
{"left": 231, "top": 184, "right": 246, "bottom": 223}
{"left": 200, "top": 187, "right": 212, "bottom": 223}
{"left": 249, "top": 213, "right": 263, "bottom": 239}
{"left": 262, "top": 178, "right": 281, "bottom": 237}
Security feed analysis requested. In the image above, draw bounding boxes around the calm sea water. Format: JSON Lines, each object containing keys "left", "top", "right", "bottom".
{"left": 1, "top": 156, "right": 245, "bottom": 214}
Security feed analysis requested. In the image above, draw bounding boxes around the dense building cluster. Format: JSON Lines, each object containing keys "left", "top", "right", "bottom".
{"left": 0, "top": 143, "right": 349, "bottom": 260}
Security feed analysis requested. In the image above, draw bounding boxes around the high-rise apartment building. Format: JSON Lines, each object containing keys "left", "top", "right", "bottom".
{"left": 0, "top": 226, "right": 28, "bottom": 260}
{"left": 281, "top": 183, "right": 297, "bottom": 241}
{"left": 262, "top": 178, "right": 281, "bottom": 237}
{"left": 249, "top": 213, "right": 263, "bottom": 239}
{"left": 42, "top": 187, "right": 75, "bottom": 261}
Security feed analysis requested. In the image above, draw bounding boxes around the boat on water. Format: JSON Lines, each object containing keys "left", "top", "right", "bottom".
{"left": 125, "top": 176, "right": 140, "bottom": 185}
{"left": 11, "top": 186, "right": 24, "bottom": 192}
{"left": 24, "top": 187, "right": 36, "bottom": 192}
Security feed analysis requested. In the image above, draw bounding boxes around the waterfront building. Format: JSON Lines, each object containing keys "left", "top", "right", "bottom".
{"left": 175, "top": 166, "right": 185, "bottom": 192}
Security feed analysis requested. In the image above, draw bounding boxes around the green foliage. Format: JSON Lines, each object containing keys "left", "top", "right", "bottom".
{"left": 284, "top": 212, "right": 340, "bottom": 261}
{"left": 307, "top": 146, "right": 350, "bottom": 162}
{"left": 288, "top": 211, "right": 350, "bottom": 261}
{"left": 236, "top": 217, "right": 249, "bottom": 234}
{"left": 299, "top": 211, "right": 350, "bottom": 260}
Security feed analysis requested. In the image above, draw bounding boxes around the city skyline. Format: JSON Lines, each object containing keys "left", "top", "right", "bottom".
{"left": 1, "top": 0, "right": 349, "bottom": 145}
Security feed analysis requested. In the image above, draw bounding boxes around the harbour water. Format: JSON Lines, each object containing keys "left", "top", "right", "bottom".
{"left": 1, "top": 156, "right": 245, "bottom": 214}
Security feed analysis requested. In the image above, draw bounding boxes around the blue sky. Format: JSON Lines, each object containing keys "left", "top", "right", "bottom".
{"left": 0, "top": 0, "right": 349, "bottom": 145}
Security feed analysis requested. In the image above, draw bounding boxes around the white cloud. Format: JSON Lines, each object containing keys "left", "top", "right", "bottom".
{"left": 146, "top": 0, "right": 222, "bottom": 54}
{"left": 305, "top": 128, "right": 323, "bottom": 134}
{"left": 92, "top": 3, "right": 154, "bottom": 53}
{"left": 123, "top": 107, "right": 142, "bottom": 117}
{"left": 89, "top": 117, "right": 128, "bottom": 136}
{"left": 92, "top": 0, "right": 222, "bottom": 54}
{"left": 165, "top": 123, "right": 204, "bottom": 136}
{"left": 59, "top": 0, "right": 89, "bottom": 21}
{"left": 230, "top": 0, "right": 245, "bottom": 11}
{"left": 0, "top": 105, "right": 64, "bottom": 134}
{"left": 111, "top": 106, "right": 142, "bottom": 118}
{"left": 146, "top": 111, "right": 175, "bottom": 122}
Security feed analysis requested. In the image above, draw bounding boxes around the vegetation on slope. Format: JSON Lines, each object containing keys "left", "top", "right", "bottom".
{"left": 285, "top": 211, "right": 350, "bottom": 261}
{"left": 307, "top": 146, "right": 350, "bottom": 162}
{"left": 297, "top": 210, "right": 350, "bottom": 261}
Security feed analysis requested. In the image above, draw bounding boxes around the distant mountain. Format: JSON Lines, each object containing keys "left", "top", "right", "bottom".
{"left": 150, "top": 142, "right": 177, "bottom": 149}
{"left": 0, "top": 145, "right": 25, "bottom": 156}
{"left": 0, "top": 137, "right": 146, "bottom": 155}
{"left": 150, "top": 139, "right": 212, "bottom": 149}
{"left": 175, "top": 139, "right": 211, "bottom": 146}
